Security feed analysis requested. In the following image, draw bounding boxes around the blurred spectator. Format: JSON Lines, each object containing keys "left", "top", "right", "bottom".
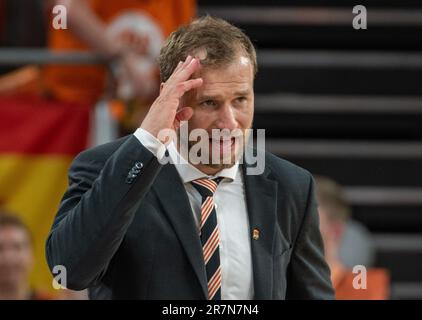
{"left": 315, "top": 176, "right": 390, "bottom": 299}
{"left": 339, "top": 219, "right": 375, "bottom": 268}
{"left": 0, "top": 210, "right": 88, "bottom": 299}
{"left": 43, "top": 0, "right": 196, "bottom": 135}
{"left": 0, "top": 211, "right": 54, "bottom": 299}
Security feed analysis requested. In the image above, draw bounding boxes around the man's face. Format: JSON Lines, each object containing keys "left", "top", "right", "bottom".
{"left": 180, "top": 54, "right": 255, "bottom": 172}
{"left": 0, "top": 226, "right": 33, "bottom": 289}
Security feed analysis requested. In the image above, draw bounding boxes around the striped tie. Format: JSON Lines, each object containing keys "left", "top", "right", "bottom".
{"left": 191, "top": 177, "right": 223, "bottom": 300}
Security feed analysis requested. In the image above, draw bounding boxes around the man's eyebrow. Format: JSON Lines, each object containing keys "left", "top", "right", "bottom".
{"left": 234, "top": 89, "right": 251, "bottom": 96}
{"left": 196, "top": 94, "right": 223, "bottom": 101}
{"left": 197, "top": 90, "right": 251, "bottom": 100}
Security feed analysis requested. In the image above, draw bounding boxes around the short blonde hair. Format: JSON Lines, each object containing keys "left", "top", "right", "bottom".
{"left": 158, "top": 15, "right": 257, "bottom": 82}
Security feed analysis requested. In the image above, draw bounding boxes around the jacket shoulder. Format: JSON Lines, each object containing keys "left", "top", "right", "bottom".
{"left": 73, "top": 135, "right": 132, "bottom": 165}
{"left": 264, "top": 151, "right": 313, "bottom": 187}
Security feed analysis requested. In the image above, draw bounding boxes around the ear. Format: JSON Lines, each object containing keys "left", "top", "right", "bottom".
{"left": 160, "top": 82, "right": 165, "bottom": 94}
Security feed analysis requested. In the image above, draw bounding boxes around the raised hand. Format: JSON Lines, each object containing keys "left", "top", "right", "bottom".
{"left": 140, "top": 55, "right": 203, "bottom": 142}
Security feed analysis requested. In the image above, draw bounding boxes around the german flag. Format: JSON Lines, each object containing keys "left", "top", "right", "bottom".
{"left": 0, "top": 95, "right": 90, "bottom": 293}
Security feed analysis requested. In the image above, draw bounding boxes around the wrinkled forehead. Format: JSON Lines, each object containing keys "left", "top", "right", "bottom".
{"left": 191, "top": 47, "right": 253, "bottom": 71}
{"left": 194, "top": 55, "right": 253, "bottom": 89}
{"left": 188, "top": 75, "right": 252, "bottom": 105}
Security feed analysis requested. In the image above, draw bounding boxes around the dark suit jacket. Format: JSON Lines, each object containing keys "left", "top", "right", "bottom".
{"left": 46, "top": 135, "right": 334, "bottom": 299}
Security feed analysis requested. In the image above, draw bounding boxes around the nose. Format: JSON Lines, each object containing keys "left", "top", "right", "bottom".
{"left": 215, "top": 103, "right": 238, "bottom": 131}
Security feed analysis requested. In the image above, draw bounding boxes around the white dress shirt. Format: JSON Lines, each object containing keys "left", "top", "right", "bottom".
{"left": 134, "top": 128, "right": 254, "bottom": 300}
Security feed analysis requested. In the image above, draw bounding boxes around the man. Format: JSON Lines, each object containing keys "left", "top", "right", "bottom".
{"left": 315, "top": 176, "right": 389, "bottom": 299}
{"left": 46, "top": 16, "right": 334, "bottom": 300}
{"left": 0, "top": 211, "right": 52, "bottom": 299}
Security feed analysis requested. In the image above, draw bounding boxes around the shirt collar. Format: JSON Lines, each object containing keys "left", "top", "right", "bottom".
{"left": 167, "top": 142, "right": 239, "bottom": 183}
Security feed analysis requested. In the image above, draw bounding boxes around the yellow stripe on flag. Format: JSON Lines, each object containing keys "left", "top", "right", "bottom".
{"left": 0, "top": 154, "right": 73, "bottom": 293}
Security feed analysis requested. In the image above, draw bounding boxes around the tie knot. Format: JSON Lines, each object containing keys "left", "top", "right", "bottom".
{"left": 191, "top": 177, "right": 222, "bottom": 198}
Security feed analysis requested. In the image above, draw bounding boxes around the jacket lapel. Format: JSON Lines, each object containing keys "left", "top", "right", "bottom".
{"left": 152, "top": 164, "right": 208, "bottom": 299}
{"left": 242, "top": 163, "right": 278, "bottom": 299}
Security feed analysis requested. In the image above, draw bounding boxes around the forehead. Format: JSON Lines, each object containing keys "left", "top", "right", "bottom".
{"left": 0, "top": 226, "right": 29, "bottom": 242}
{"left": 193, "top": 56, "right": 254, "bottom": 96}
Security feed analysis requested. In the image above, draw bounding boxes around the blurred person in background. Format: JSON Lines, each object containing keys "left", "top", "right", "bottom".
{"left": 0, "top": 211, "right": 53, "bottom": 300}
{"left": 339, "top": 216, "right": 375, "bottom": 269}
{"left": 43, "top": 0, "right": 196, "bottom": 138}
{"left": 315, "top": 176, "right": 390, "bottom": 299}
{"left": 0, "top": 211, "right": 88, "bottom": 300}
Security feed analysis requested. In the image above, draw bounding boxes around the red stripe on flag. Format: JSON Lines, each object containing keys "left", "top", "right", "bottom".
{"left": 0, "top": 96, "right": 90, "bottom": 155}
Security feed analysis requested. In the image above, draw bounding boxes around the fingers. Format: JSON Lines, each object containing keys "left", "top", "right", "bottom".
{"left": 175, "top": 107, "right": 194, "bottom": 122}
{"left": 177, "top": 57, "right": 200, "bottom": 81}
{"left": 161, "top": 56, "right": 202, "bottom": 107}
{"left": 173, "top": 60, "right": 183, "bottom": 74}
{"left": 182, "top": 55, "right": 193, "bottom": 68}
{"left": 171, "top": 55, "right": 193, "bottom": 77}
{"left": 176, "top": 78, "right": 203, "bottom": 96}
{"left": 185, "top": 55, "right": 193, "bottom": 65}
{"left": 174, "top": 107, "right": 194, "bottom": 129}
{"left": 170, "top": 56, "right": 200, "bottom": 83}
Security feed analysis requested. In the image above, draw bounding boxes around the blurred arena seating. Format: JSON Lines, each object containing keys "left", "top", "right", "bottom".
{"left": 198, "top": 0, "right": 422, "bottom": 299}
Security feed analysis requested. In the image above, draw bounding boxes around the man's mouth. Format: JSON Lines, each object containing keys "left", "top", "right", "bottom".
{"left": 209, "top": 137, "right": 236, "bottom": 153}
